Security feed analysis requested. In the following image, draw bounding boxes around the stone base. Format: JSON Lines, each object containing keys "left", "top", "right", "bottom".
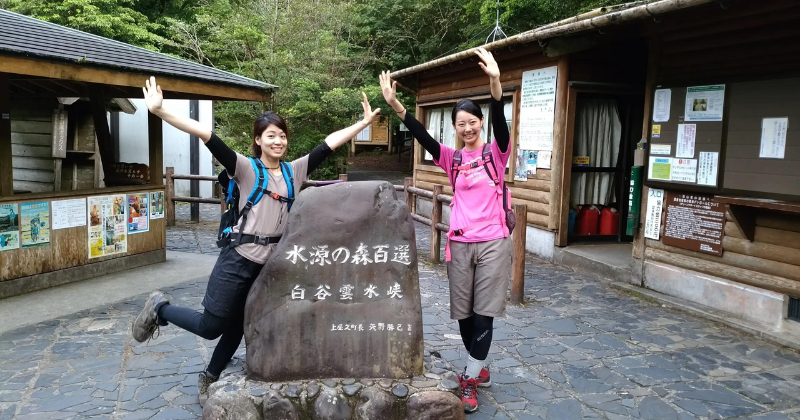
{"left": 202, "top": 352, "right": 466, "bottom": 420}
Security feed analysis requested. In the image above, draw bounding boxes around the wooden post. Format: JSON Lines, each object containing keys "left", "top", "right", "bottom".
{"left": 404, "top": 177, "right": 414, "bottom": 211}
{"left": 90, "top": 90, "right": 115, "bottom": 172}
{"left": 165, "top": 167, "right": 175, "bottom": 227}
{"left": 0, "top": 73, "right": 12, "bottom": 197}
{"left": 338, "top": 174, "right": 348, "bottom": 182}
{"left": 148, "top": 111, "right": 164, "bottom": 186}
{"left": 550, "top": 56, "right": 570, "bottom": 234}
{"left": 217, "top": 182, "right": 226, "bottom": 215}
{"left": 430, "top": 184, "right": 443, "bottom": 263}
{"left": 510, "top": 203, "right": 528, "bottom": 305}
{"left": 189, "top": 100, "right": 200, "bottom": 223}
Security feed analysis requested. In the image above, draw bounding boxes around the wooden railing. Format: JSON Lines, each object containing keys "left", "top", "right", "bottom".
{"left": 164, "top": 166, "right": 347, "bottom": 226}
{"left": 402, "top": 177, "right": 528, "bottom": 305}
{"left": 162, "top": 170, "right": 527, "bottom": 303}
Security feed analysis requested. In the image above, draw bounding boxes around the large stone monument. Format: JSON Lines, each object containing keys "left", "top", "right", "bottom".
{"left": 244, "top": 181, "right": 424, "bottom": 381}
{"left": 203, "top": 182, "right": 465, "bottom": 420}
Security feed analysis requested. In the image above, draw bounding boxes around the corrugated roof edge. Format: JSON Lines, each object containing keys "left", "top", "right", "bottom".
{"left": 390, "top": 0, "right": 715, "bottom": 80}
{"left": 0, "top": 9, "right": 277, "bottom": 91}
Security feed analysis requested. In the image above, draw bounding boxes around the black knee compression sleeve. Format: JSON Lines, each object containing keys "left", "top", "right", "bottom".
{"left": 468, "top": 315, "right": 494, "bottom": 360}
{"left": 458, "top": 316, "right": 475, "bottom": 352}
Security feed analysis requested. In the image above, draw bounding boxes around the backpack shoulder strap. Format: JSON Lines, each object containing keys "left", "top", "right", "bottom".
{"left": 279, "top": 161, "right": 295, "bottom": 210}
{"left": 247, "top": 157, "right": 269, "bottom": 206}
{"left": 481, "top": 143, "right": 500, "bottom": 186}
{"left": 451, "top": 149, "right": 463, "bottom": 189}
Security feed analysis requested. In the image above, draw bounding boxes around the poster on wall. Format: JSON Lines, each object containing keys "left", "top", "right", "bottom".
{"left": 88, "top": 195, "right": 127, "bottom": 259}
{"left": 518, "top": 66, "right": 558, "bottom": 151}
{"left": 663, "top": 193, "right": 725, "bottom": 256}
{"left": 150, "top": 191, "right": 165, "bottom": 219}
{"left": 52, "top": 198, "right": 86, "bottom": 230}
{"left": 21, "top": 201, "right": 50, "bottom": 248}
{"left": 648, "top": 157, "right": 672, "bottom": 181}
{"left": 644, "top": 188, "right": 664, "bottom": 240}
{"left": 653, "top": 89, "right": 671, "bottom": 122}
{"left": 525, "top": 151, "right": 538, "bottom": 176}
{"left": 676, "top": 124, "right": 696, "bottom": 158}
{"left": 538, "top": 151, "right": 551, "bottom": 169}
{"left": 697, "top": 152, "right": 719, "bottom": 186}
{"left": 759, "top": 117, "right": 788, "bottom": 159}
{"left": 514, "top": 149, "right": 528, "bottom": 181}
{"left": 671, "top": 159, "right": 698, "bottom": 183}
{"left": 128, "top": 193, "right": 149, "bottom": 234}
{"left": 0, "top": 203, "right": 20, "bottom": 252}
{"left": 684, "top": 85, "right": 725, "bottom": 121}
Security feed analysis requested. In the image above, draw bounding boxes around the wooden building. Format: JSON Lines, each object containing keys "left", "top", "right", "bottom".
{"left": 391, "top": 0, "right": 800, "bottom": 339}
{"left": 350, "top": 116, "right": 392, "bottom": 154}
{"left": 0, "top": 9, "right": 274, "bottom": 298}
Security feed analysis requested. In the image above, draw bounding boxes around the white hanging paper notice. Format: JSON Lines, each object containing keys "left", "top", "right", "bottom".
{"left": 759, "top": 117, "right": 788, "bottom": 159}
{"left": 676, "top": 124, "right": 696, "bottom": 158}
{"left": 653, "top": 89, "right": 671, "bottom": 122}
{"left": 697, "top": 152, "right": 719, "bottom": 186}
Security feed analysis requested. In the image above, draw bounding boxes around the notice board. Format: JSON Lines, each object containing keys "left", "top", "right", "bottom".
{"left": 662, "top": 192, "right": 725, "bottom": 256}
{"left": 646, "top": 86, "right": 725, "bottom": 191}
{"left": 647, "top": 77, "right": 800, "bottom": 200}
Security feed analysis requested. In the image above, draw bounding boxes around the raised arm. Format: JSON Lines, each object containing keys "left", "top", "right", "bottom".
{"left": 475, "top": 48, "right": 509, "bottom": 152}
{"left": 380, "top": 71, "right": 442, "bottom": 161}
{"left": 142, "top": 77, "right": 238, "bottom": 174}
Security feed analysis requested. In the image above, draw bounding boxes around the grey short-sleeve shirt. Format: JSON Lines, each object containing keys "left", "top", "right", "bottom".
{"left": 229, "top": 153, "right": 309, "bottom": 264}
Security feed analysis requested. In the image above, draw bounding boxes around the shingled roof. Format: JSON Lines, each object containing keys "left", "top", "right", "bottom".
{"left": 0, "top": 8, "right": 275, "bottom": 91}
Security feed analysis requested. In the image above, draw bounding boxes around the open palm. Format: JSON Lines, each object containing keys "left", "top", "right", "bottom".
{"left": 379, "top": 71, "right": 399, "bottom": 107}
{"left": 476, "top": 47, "right": 500, "bottom": 79}
{"left": 142, "top": 76, "right": 163, "bottom": 112}
{"left": 361, "top": 92, "right": 381, "bottom": 125}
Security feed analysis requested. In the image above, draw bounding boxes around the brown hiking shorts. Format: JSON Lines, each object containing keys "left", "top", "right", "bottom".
{"left": 446, "top": 237, "right": 512, "bottom": 320}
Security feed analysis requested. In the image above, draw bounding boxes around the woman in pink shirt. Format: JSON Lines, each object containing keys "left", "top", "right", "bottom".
{"left": 380, "top": 47, "right": 511, "bottom": 413}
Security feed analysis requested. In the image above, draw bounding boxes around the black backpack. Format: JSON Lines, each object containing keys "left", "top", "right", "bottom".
{"left": 216, "top": 157, "right": 295, "bottom": 248}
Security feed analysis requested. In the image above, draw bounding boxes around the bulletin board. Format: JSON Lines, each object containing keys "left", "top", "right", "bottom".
{"left": 645, "top": 85, "right": 726, "bottom": 193}
{"left": 722, "top": 77, "right": 799, "bottom": 198}
{"left": 645, "top": 77, "right": 799, "bottom": 200}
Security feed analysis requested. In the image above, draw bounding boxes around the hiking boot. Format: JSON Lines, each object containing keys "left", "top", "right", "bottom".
{"left": 460, "top": 375, "right": 479, "bottom": 413}
{"left": 476, "top": 367, "right": 491, "bottom": 388}
{"left": 198, "top": 371, "right": 219, "bottom": 396}
{"left": 131, "top": 291, "right": 168, "bottom": 343}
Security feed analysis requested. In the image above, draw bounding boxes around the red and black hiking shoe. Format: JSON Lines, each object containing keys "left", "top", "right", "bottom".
{"left": 460, "top": 375, "right": 479, "bottom": 412}
{"left": 476, "top": 367, "right": 492, "bottom": 388}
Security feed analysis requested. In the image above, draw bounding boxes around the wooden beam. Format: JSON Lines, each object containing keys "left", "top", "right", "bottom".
{"left": 555, "top": 87, "right": 577, "bottom": 246}
{"left": 0, "top": 73, "right": 12, "bottom": 196}
{"left": 549, "top": 56, "right": 570, "bottom": 233}
{"left": 0, "top": 56, "right": 272, "bottom": 102}
{"left": 727, "top": 204, "right": 757, "bottom": 242}
{"left": 149, "top": 112, "right": 164, "bottom": 186}
{"left": 89, "top": 91, "right": 114, "bottom": 170}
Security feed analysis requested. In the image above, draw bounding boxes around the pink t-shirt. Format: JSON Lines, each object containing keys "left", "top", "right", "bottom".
{"left": 434, "top": 141, "right": 511, "bottom": 242}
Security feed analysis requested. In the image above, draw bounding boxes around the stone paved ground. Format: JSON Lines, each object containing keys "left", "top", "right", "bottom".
{"left": 1, "top": 204, "right": 800, "bottom": 419}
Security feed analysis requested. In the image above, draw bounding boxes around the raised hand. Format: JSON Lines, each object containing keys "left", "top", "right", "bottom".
{"left": 142, "top": 76, "right": 163, "bottom": 113}
{"left": 361, "top": 92, "right": 381, "bottom": 125}
{"left": 475, "top": 47, "right": 500, "bottom": 79}
{"left": 379, "top": 71, "right": 401, "bottom": 110}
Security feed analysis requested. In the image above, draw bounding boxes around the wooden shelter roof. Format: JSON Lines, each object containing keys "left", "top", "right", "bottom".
{"left": 0, "top": 9, "right": 274, "bottom": 102}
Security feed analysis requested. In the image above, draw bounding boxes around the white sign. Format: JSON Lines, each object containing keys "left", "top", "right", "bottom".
{"left": 650, "top": 144, "right": 672, "bottom": 156}
{"left": 653, "top": 89, "right": 671, "bottom": 122}
{"left": 685, "top": 85, "right": 725, "bottom": 121}
{"left": 538, "top": 151, "right": 551, "bottom": 169}
{"left": 51, "top": 198, "right": 86, "bottom": 230}
{"left": 676, "top": 124, "right": 696, "bottom": 158}
{"left": 759, "top": 117, "right": 788, "bottom": 159}
{"left": 671, "top": 158, "right": 698, "bottom": 183}
{"left": 644, "top": 188, "right": 664, "bottom": 240}
{"left": 519, "top": 66, "right": 558, "bottom": 150}
{"left": 698, "top": 152, "right": 719, "bottom": 186}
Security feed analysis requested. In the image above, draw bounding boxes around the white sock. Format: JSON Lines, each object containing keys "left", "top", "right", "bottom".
{"left": 465, "top": 356, "right": 484, "bottom": 379}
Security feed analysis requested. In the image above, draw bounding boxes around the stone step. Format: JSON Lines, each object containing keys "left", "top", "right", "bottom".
{"left": 554, "top": 244, "right": 633, "bottom": 284}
